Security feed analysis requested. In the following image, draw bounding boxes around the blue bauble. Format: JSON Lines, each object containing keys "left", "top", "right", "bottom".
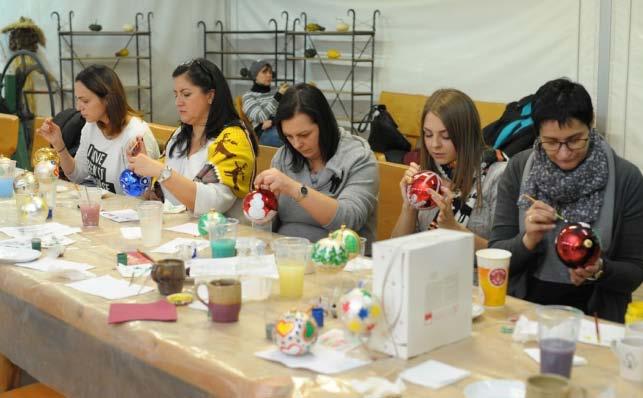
{"left": 119, "top": 169, "right": 150, "bottom": 196}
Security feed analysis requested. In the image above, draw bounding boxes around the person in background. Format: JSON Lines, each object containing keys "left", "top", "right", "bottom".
{"left": 38, "top": 64, "right": 159, "bottom": 194}
{"left": 127, "top": 58, "right": 257, "bottom": 218}
{"left": 489, "top": 78, "right": 643, "bottom": 322}
{"left": 392, "top": 88, "right": 507, "bottom": 253}
{"left": 242, "top": 59, "right": 288, "bottom": 147}
{"left": 254, "top": 83, "right": 379, "bottom": 248}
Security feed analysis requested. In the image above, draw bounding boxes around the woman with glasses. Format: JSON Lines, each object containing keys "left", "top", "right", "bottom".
{"left": 392, "top": 88, "right": 507, "bottom": 252}
{"left": 490, "top": 78, "right": 643, "bottom": 322}
{"left": 253, "top": 83, "right": 379, "bottom": 247}
{"left": 38, "top": 64, "right": 160, "bottom": 194}
{"left": 127, "top": 58, "right": 258, "bottom": 217}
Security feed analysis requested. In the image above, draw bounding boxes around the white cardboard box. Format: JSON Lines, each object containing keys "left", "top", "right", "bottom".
{"left": 369, "top": 229, "right": 473, "bottom": 359}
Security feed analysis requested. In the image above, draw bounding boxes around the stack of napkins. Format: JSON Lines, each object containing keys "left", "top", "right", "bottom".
{"left": 400, "top": 359, "right": 470, "bottom": 389}
{"left": 255, "top": 346, "right": 371, "bottom": 375}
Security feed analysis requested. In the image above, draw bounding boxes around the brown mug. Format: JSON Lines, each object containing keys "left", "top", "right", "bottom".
{"left": 151, "top": 259, "right": 185, "bottom": 296}
{"left": 526, "top": 374, "right": 587, "bottom": 398}
{"left": 196, "top": 279, "right": 242, "bottom": 323}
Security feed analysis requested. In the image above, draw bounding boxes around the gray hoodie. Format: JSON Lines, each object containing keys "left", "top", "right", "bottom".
{"left": 271, "top": 130, "right": 379, "bottom": 248}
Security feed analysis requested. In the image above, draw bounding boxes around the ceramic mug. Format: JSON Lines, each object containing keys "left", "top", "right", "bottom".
{"left": 526, "top": 374, "right": 587, "bottom": 398}
{"left": 611, "top": 337, "right": 643, "bottom": 383}
{"left": 151, "top": 259, "right": 185, "bottom": 296}
{"left": 196, "top": 279, "right": 242, "bottom": 323}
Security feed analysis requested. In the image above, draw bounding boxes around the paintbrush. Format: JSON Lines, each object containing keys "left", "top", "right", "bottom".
{"left": 521, "top": 194, "right": 567, "bottom": 222}
{"left": 594, "top": 312, "right": 601, "bottom": 344}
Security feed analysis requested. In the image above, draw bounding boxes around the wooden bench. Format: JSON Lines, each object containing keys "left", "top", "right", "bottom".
{"left": 0, "top": 383, "right": 64, "bottom": 398}
{"left": 378, "top": 91, "right": 506, "bottom": 146}
{"left": 0, "top": 113, "right": 19, "bottom": 158}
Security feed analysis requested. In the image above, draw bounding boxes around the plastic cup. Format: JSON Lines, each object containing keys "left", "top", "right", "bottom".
{"left": 0, "top": 159, "right": 16, "bottom": 199}
{"left": 272, "top": 237, "right": 310, "bottom": 299}
{"left": 476, "top": 248, "right": 511, "bottom": 308}
{"left": 208, "top": 218, "right": 239, "bottom": 258}
{"left": 537, "top": 305, "right": 582, "bottom": 378}
{"left": 137, "top": 201, "right": 163, "bottom": 246}
{"left": 79, "top": 187, "right": 102, "bottom": 228}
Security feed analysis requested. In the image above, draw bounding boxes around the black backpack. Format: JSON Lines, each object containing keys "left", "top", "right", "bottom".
{"left": 359, "top": 104, "right": 411, "bottom": 156}
{"left": 52, "top": 108, "right": 85, "bottom": 158}
{"left": 483, "top": 95, "right": 536, "bottom": 157}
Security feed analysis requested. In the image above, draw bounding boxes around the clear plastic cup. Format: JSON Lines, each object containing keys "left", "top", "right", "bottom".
{"left": 137, "top": 201, "right": 163, "bottom": 246}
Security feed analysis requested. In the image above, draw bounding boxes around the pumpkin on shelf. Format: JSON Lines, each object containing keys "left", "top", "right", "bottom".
{"left": 330, "top": 224, "right": 361, "bottom": 259}
{"left": 312, "top": 233, "right": 349, "bottom": 273}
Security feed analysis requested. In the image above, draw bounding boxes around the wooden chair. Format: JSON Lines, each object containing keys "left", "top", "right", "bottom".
{"left": 256, "top": 144, "right": 277, "bottom": 174}
{"left": 475, "top": 100, "right": 506, "bottom": 129}
{"left": 30, "top": 117, "right": 49, "bottom": 165}
{"left": 234, "top": 96, "right": 253, "bottom": 134}
{"left": 0, "top": 113, "right": 20, "bottom": 158}
{"left": 0, "top": 383, "right": 64, "bottom": 398}
{"left": 147, "top": 123, "right": 177, "bottom": 153}
{"left": 375, "top": 160, "right": 407, "bottom": 241}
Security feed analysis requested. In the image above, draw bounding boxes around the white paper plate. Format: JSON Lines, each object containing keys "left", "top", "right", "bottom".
{"left": 0, "top": 247, "right": 41, "bottom": 263}
{"left": 472, "top": 303, "right": 485, "bottom": 319}
{"left": 464, "top": 380, "right": 525, "bottom": 398}
{"left": 68, "top": 188, "right": 110, "bottom": 199}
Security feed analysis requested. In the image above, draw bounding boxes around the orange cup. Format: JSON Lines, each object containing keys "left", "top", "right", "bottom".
{"left": 476, "top": 249, "right": 511, "bottom": 308}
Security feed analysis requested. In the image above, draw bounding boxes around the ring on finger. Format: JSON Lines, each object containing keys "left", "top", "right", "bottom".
{"left": 528, "top": 215, "right": 533, "bottom": 223}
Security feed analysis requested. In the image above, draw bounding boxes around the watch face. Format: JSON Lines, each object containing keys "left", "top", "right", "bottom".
{"left": 301, "top": 186, "right": 308, "bottom": 195}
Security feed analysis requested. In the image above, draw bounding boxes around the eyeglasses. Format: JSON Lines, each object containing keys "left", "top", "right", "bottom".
{"left": 182, "top": 59, "right": 213, "bottom": 84}
{"left": 539, "top": 136, "right": 589, "bottom": 153}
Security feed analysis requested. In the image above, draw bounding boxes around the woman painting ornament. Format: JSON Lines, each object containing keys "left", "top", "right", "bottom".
{"left": 126, "top": 58, "right": 257, "bottom": 218}
{"left": 490, "top": 78, "right": 643, "bottom": 322}
{"left": 391, "top": 88, "right": 507, "bottom": 252}
{"left": 253, "top": 83, "right": 379, "bottom": 248}
{"left": 38, "top": 64, "right": 160, "bottom": 194}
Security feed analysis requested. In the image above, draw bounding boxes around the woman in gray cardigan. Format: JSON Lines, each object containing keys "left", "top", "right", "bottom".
{"left": 489, "top": 78, "right": 643, "bottom": 323}
{"left": 254, "top": 83, "right": 379, "bottom": 248}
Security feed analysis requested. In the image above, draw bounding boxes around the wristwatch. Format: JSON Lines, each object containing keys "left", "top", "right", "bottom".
{"left": 158, "top": 165, "right": 173, "bottom": 183}
{"left": 294, "top": 185, "right": 308, "bottom": 202}
{"left": 587, "top": 258, "right": 605, "bottom": 281}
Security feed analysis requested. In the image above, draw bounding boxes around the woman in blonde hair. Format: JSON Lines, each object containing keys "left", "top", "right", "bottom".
{"left": 391, "top": 88, "right": 507, "bottom": 251}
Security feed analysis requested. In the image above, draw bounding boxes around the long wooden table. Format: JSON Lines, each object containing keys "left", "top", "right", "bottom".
{"left": 0, "top": 186, "right": 639, "bottom": 397}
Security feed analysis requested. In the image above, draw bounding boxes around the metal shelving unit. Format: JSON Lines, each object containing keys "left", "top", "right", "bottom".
{"left": 287, "top": 9, "right": 380, "bottom": 132}
{"left": 51, "top": 11, "right": 154, "bottom": 121}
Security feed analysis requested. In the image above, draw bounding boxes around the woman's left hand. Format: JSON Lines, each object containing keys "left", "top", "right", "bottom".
{"left": 254, "top": 168, "right": 299, "bottom": 198}
{"left": 569, "top": 262, "right": 601, "bottom": 286}
{"left": 431, "top": 186, "right": 464, "bottom": 231}
{"left": 127, "top": 153, "right": 163, "bottom": 178}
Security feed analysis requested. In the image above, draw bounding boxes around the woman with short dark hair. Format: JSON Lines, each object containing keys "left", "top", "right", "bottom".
{"left": 38, "top": 64, "right": 160, "bottom": 194}
{"left": 254, "top": 83, "right": 379, "bottom": 246}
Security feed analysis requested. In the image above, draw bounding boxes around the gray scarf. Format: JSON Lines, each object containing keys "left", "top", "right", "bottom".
{"left": 518, "top": 130, "right": 608, "bottom": 223}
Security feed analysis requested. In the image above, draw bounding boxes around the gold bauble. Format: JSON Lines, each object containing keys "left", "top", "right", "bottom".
{"left": 32, "top": 147, "right": 59, "bottom": 168}
{"left": 18, "top": 194, "right": 48, "bottom": 224}
{"left": 13, "top": 172, "right": 39, "bottom": 194}
{"left": 34, "top": 160, "right": 59, "bottom": 181}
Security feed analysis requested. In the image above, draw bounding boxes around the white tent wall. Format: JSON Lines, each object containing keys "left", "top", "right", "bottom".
{"left": 0, "top": 0, "right": 226, "bottom": 127}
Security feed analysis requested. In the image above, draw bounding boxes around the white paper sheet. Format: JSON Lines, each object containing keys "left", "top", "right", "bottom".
{"left": 0, "top": 235, "right": 75, "bottom": 248}
{"left": 163, "top": 202, "right": 186, "bottom": 214}
{"left": 523, "top": 348, "right": 587, "bottom": 366}
{"left": 120, "top": 227, "right": 142, "bottom": 240}
{"left": 66, "top": 275, "right": 153, "bottom": 300}
{"left": 151, "top": 238, "right": 209, "bottom": 254}
{"left": 14, "top": 258, "right": 94, "bottom": 272}
{"left": 189, "top": 255, "right": 278, "bottom": 279}
{"left": 255, "top": 346, "right": 371, "bottom": 375}
{"left": 116, "top": 263, "right": 152, "bottom": 278}
{"left": 400, "top": 359, "right": 470, "bottom": 389}
{"left": 100, "top": 209, "right": 139, "bottom": 223}
{"left": 579, "top": 319, "right": 625, "bottom": 347}
{"left": 165, "top": 223, "right": 200, "bottom": 236}
{"left": 344, "top": 257, "right": 373, "bottom": 272}
{"left": 0, "top": 223, "right": 80, "bottom": 239}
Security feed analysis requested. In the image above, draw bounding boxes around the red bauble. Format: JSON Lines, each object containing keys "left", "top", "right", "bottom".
{"left": 555, "top": 222, "right": 601, "bottom": 268}
{"left": 243, "top": 189, "right": 278, "bottom": 224}
{"left": 406, "top": 171, "right": 442, "bottom": 210}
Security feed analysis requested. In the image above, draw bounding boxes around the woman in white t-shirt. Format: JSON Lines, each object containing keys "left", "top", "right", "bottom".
{"left": 126, "top": 58, "right": 257, "bottom": 217}
{"left": 38, "top": 64, "right": 160, "bottom": 194}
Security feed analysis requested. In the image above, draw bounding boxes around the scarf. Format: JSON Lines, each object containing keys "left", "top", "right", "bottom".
{"left": 251, "top": 82, "right": 271, "bottom": 93}
{"left": 517, "top": 129, "right": 608, "bottom": 223}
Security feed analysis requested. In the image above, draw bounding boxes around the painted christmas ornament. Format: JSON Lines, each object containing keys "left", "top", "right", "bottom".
{"left": 555, "top": 222, "right": 601, "bottom": 268}
{"left": 18, "top": 194, "right": 48, "bottom": 224}
{"left": 406, "top": 170, "right": 442, "bottom": 210}
{"left": 33, "top": 160, "right": 59, "bottom": 181}
{"left": 273, "top": 310, "right": 318, "bottom": 356}
{"left": 243, "top": 189, "right": 278, "bottom": 224}
{"left": 32, "top": 147, "right": 59, "bottom": 168}
{"left": 339, "top": 288, "right": 382, "bottom": 336}
{"left": 330, "top": 224, "right": 361, "bottom": 259}
{"left": 13, "top": 172, "right": 39, "bottom": 194}
{"left": 312, "top": 234, "right": 349, "bottom": 273}
{"left": 119, "top": 169, "right": 150, "bottom": 196}
{"left": 197, "top": 209, "right": 227, "bottom": 236}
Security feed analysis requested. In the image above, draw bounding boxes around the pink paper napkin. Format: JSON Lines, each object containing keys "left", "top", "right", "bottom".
{"left": 108, "top": 299, "right": 177, "bottom": 324}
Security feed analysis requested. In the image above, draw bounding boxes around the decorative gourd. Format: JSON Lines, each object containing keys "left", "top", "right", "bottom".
{"left": 327, "top": 49, "right": 341, "bottom": 59}
{"left": 330, "top": 224, "right": 361, "bottom": 259}
{"left": 312, "top": 233, "right": 349, "bottom": 273}
{"left": 13, "top": 172, "right": 39, "bottom": 194}
{"left": 88, "top": 22, "right": 102, "bottom": 32}
{"left": 406, "top": 170, "right": 442, "bottom": 210}
{"left": 555, "top": 222, "right": 601, "bottom": 268}
{"left": 273, "top": 310, "right": 318, "bottom": 356}
{"left": 197, "top": 209, "right": 227, "bottom": 236}
{"left": 243, "top": 189, "right": 278, "bottom": 224}
{"left": 122, "top": 24, "right": 135, "bottom": 32}
{"left": 304, "top": 48, "right": 317, "bottom": 58}
{"left": 336, "top": 21, "right": 349, "bottom": 32}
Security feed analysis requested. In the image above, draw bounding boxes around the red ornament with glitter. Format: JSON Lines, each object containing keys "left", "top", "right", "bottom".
{"left": 406, "top": 171, "right": 442, "bottom": 210}
{"left": 243, "top": 189, "right": 278, "bottom": 224}
{"left": 555, "top": 222, "right": 601, "bottom": 268}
